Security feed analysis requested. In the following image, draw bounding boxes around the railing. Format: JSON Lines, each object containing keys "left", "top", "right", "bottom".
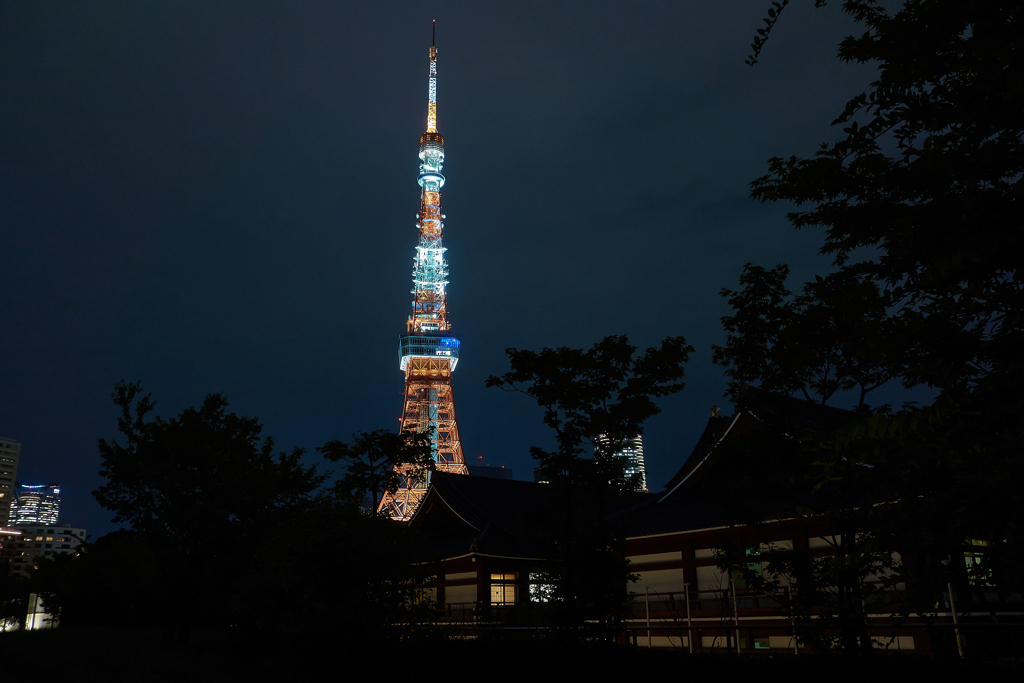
{"left": 435, "top": 601, "right": 515, "bottom": 622}
{"left": 631, "top": 588, "right": 783, "bottom": 616}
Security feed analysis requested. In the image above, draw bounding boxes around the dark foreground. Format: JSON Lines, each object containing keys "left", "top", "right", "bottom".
{"left": 0, "top": 627, "right": 1020, "bottom": 682}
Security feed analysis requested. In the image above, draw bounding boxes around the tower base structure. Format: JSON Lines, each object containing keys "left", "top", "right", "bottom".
{"left": 378, "top": 354, "right": 467, "bottom": 521}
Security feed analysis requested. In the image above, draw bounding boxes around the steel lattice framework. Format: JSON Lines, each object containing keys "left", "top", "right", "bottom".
{"left": 379, "top": 24, "right": 467, "bottom": 521}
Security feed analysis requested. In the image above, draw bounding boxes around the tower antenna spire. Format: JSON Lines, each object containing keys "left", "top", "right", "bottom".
{"left": 432, "top": 19, "right": 435, "bottom": 47}
{"left": 379, "top": 26, "right": 467, "bottom": 521}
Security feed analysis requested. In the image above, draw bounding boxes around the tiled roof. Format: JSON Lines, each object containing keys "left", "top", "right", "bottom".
{"left": 660, "top": 414, "right": 736, "bottom": 495}
{"left": 412, "top": 473, "right": 655, "bottom": 559}
{"left": 411, "top": 389, "right": 854, "bottom": 557}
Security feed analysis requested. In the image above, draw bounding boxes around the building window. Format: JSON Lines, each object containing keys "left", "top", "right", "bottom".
{"left": 730, "top": 547, "right": 764, "bottom": 592}
{"left": 529, "top": 573, "right": 555, "bottom": 602}
{"left": 490, "top": 573, "right": 517, "bottom": 605}
{"left": 964, "top": 539, "right": 994, "bottom": 587}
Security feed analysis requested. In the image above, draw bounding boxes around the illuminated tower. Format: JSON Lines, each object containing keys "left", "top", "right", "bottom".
{"left": 379, "top": 23, "right": 467, "bottom": 521}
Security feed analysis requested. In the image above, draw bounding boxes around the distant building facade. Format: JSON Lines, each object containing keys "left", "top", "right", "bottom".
{"left": 5, "top": 523, "right": 85, "bottom": 578}
{"left": 595, "top": 434, "right": 647, "bottom": 492}
{"left": 9, "top": 483, "right": 61, "bottom": 526}
{"left": 2, "top": 523, "right": 86, "bottom": 629}
{"left": 0, "top": 438, "right": 20, "bottom": 525}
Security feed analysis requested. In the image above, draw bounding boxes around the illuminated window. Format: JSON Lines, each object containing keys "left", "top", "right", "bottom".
{"left": 490, "top": 573, "right": 517, "bottom": 605}
{"left": 730, "top": 547, "right": 764, "bottom": 592}
{"left": 964, "top": 539, "right": 994, "bottom": 587}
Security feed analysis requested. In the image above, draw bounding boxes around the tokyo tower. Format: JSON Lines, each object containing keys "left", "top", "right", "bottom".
{"left": 378, "top": 22, "right": 468, "bottom": 521}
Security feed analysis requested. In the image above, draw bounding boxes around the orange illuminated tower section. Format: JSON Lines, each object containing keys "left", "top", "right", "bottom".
{"left": 379, "top": 22, "right": 467, "bottom": 521}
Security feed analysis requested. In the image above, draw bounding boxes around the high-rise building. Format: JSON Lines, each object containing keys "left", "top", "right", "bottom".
{"left": 4, "top": 523, "right": 85, "bottom": 580}
{"left": 0, "top": 438, "right": 21, "bottom": 525}
{"left": 9, "top": 483, "right": 61, "bottom": 526}
{"left": 595, "top": 434, "right": 648, "bottom": 492}
{"left": 379, "top": 23, "right": 468, "bottom": 521}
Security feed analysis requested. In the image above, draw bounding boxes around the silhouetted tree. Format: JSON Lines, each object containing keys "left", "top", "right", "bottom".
{"left": 94, "top": 381, "right": 325, "bottom": 642}
{"left": 487, "top": 335, "right": 693, "bottom": 638}
{"left": 40, "top": 530, "right": 166, "bottom": 630}
{"left": 237, "top": 494, "right": 433, "bottom": 645}
{"left": 0, "top": 564, "right": 29, "bottom": 631}
{"left": 747, "top": 0, "right": 1022, "bottom": 398}
{"left": 488, "top": 335, "right": 692, "bottom": 489}
{"left": 713, "top": 266, "right": 893, "bottom": 408}
{"left": 713, "top": 0, "right": 1024, "bottom": 653}
{"left": 318, "top": 428, "right": 435, "bottom": 513}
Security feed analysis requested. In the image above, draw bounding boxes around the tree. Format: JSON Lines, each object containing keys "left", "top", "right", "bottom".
{"left": 487, "top": 335, "right": 693, "bottom": 637}
{"left": 717, "top": 0, "right": 1024, "bottom": 653}
{"left": 318, "top": 428, "right": 435, "bottom": 513}
{"left": 748, "top": 0, "right": 1023, "bottom": 396}
{"left": 703, "top": 390, "right": 905, "bottom": 654}
{"left": 94, "top": 380, "right": 325, "bottom": 641}
{"left": 0, "top": 564, "right": 29, "bottom": 631}
{"left": 487, "top": 335, "right": 693, "bottom": 489}
{"left": 712, "top": 265, "right": 893, "bottom": 408}
{"left": 236, "top": 495, "right": 434, "bottom": 645}
{"left": 31, "top": 530, "right": 166, "bottom": 631}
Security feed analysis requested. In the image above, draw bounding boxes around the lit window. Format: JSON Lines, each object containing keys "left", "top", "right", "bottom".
{"left": 490, "top": 573, "right": 517, "bottom": 605}
{"left": 964, "top": 539, "right": 994, "bottom": 587}
{"left": 730, "top": 547, "right": 764, "bottom": 592}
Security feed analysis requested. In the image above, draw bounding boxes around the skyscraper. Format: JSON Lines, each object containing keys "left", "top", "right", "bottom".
{"left": 9, "top": 483, "right": 61, "bottom": 526}
{"left": 595, "top": 434, "right": 648, "bottom": 492}
{"left": 0, "top": 437, "right": 20, "bottom": 525}
{"left": 378, "top": 23, "right": 468, "bottom": 521}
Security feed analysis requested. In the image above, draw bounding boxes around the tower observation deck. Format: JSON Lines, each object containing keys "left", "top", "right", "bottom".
{"left": 379, "top": 23, "right": 468, "bottom": 521}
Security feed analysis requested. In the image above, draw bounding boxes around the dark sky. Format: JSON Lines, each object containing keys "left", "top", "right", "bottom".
{"left": 1, "top": 2, "right": 875, "bottom": 536}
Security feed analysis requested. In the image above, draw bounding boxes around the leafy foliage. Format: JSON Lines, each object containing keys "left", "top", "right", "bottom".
{"left": 319, "top": 428, "right": 435, "bottom": 513}
{"left": 487, "top": 335, "right": 693, "bottom": 489}
{"left": 0, "top": 564, "right": 30, "bottom": 631}
{"left": 750, "top": 0, "right": 1023, "bottom": 396}
{"left": 487, "top": 335, "right": 691, "bottom": 638}
{"left": 717, "top": 536, "right": 902, "bottom": 654}
{"left": 93, "top": 381, "right": 325, "bottom": 640}
{"left": 236, "top": 496, "right": 435, "bottom": 643}
{"left": 713, "top": 265, "right": 892, "bottom": 407}
{"left": 720, "top": 0, "right": 1024, "bottom": 653}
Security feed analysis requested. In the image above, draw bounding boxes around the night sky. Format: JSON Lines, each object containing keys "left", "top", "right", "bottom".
{"left": 2, "top": 2, "right": 876, "bottom": 536}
